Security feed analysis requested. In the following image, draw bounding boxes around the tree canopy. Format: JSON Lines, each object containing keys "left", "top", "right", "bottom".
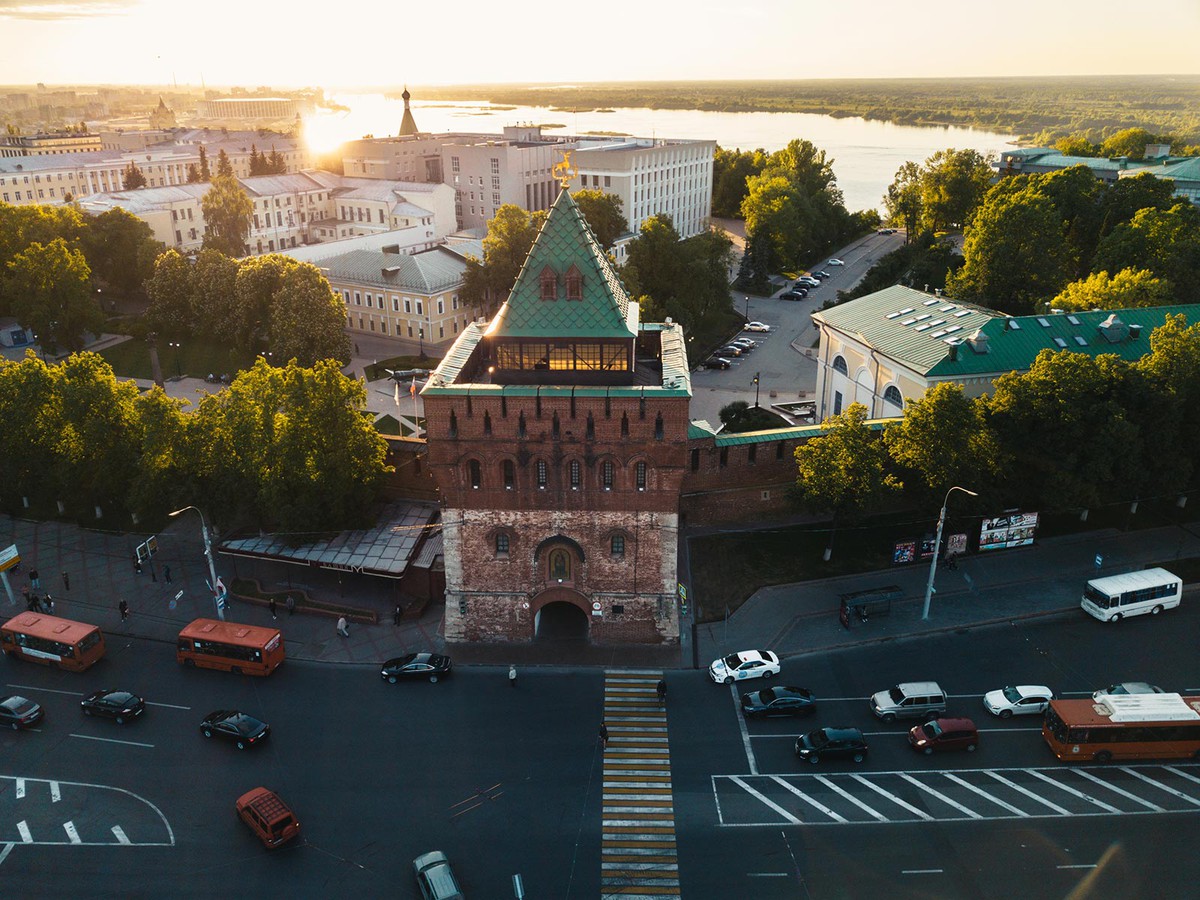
{"left": 201, "top": 174, "right": 253, "bottom": 258}
{"left": 459, "top": 204, "right": 546, "bottom": 311}
{"left": 571, "top": 189, "right": 628, "bottom": 249}
{"left": 1050, "top": 268, "right": 1174, "bottom": 312}
{"left": 6, "top": 238, "right": 103, "bottom": 353}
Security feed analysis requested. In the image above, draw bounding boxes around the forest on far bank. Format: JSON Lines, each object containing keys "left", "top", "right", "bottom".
{"left": 412, "top": 75, "right": 1200, "bottom": 144}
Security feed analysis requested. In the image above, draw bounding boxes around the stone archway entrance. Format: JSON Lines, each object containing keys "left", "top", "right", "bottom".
{"left": 532, "top": 587, "right": 590, "bottom": 641}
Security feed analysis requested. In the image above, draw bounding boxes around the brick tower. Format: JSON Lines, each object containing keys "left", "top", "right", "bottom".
{"left": 422, "top": 188, "right": 690, "bottom": 644}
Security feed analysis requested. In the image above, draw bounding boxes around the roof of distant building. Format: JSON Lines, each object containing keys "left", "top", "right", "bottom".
{"left": 317, "top": 246, "right": 467, "bottom": 293}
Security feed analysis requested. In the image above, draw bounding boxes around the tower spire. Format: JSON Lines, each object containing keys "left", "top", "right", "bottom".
{"left": 399, "top": 85, "right": 418, "bottom": 136}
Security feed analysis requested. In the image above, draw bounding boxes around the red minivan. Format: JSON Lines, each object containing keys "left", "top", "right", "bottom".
{"left": 908, "top": 717, "right": 979, "bottom": 754}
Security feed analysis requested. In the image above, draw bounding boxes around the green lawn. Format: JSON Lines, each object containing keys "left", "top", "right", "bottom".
{"left": 99, "top": 337, "right": 261, "bottom": 381}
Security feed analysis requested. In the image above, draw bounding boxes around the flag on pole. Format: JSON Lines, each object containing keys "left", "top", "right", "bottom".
{"left": 410, "top": 376, "right": 417, "bottom": 397}
{"left": 393, "top": 379, "right": 400, "bottom": 407}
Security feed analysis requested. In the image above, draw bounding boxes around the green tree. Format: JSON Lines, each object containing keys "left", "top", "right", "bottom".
{"left": 0, "top": 353, "right": 63, "bottom": 509}
{"left": 571, "top": 189, "right": 628, "bottom": 249}
{"left": 623, "top": 217, "right": 735, "bottom": 334}
{"left": 126, "top": 386, "right": 191, "bottom": 521}
{"left": 185, "top": 163, "right": 201, "bottom": 184}
{"left": 233, "top": 254, "right": 300, "bottom": 350}
{"left": 215, "top": 149, "right": 233, "bottom": 177}
{"left": 947, "top": 181, "right": 1071, "bottom": 314}
{"left": 79, "top": 208, "right": 163, "bottom": 299}
{"left": 201, "top": 174, "right": 253, "bottom": 258}
{"left": 267, "top": 147, "right": 286, "bottom": 174}
{"left": 248, "top": 145, "right": 265, "bottom": 176}
{"left": 1054, "top": 135, "right": 1098, "bottom": 157}
{"left": 884, "top": 160, "right": 923, "bottom": 238}
{"left": 6, "top": 238, "right": 103, "bottom": 352}
{"left": 198, "top": 145, "right": 211, "bottom": 181}
{"left": 145, "top": 249, "right": 196, "bottom": 335}
{"left": 793, "top": 403, "right": 902, "bottom": 557}
{"left": 1050, "top": 268, "right": 1174, "bottom": 312}
{"left": 1099, "top": 173, "right": 1175, "bottom": 235}
{"left": 919, "top": 149, "right": 994, "bottom": 232}
{"left": 121, "top": 161, "right": 147, "bottom": 190}
{"left": 711, "top": 146, "right": 767, "bottom": 218}
{"left": 741, "top": 173, "right": 805, "bottom": 271}
{"left": 190, "top": 249, "right": 240, "bottom": 340}
{"left": 1099, "top": 128, "right": 1166, "bottom": 159}
{"left": 1137, "top": 314, "right": 1200, "bottom": 491}
{"left": 459, "top": 205, "right": 546, "bottom": 311}
{"left": 1035, "top": 167, "right": 1105, "bottom": 278}
{"left": 1092, "top": 203, "right": 1200, "bottom": 304}
{"left": 882, "top": 383, "right": 999, "bottom": 500}
{"left": 267, "top": 262, "right": 352, "bottom": 366}
{"left": 718, "top": 400, "right": 786, "bottom": 432}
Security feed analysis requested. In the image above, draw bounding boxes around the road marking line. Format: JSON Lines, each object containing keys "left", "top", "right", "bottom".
{"left": 1120, "top": 768, "right": 1200, "bottom": 807}
{"left": 942, "top": 772, "right": 1028, "bottom": 816}
{"left": 111, "top": 825, "right": 131, "bottom": 845}
{"left": 1025, "top": 769, "right": 1120, "bottom": 813}
{"left": 771, "top": 775, "right": 848, "bottom": 823}
{"left": 983, "top": 771, "right": 1071, "bottom": 815}
{"left": 747, "top": 872, "right": 789, "bottom": 877}
{"left": 902, "top": 869, "right": 943, "bottom": 874}
{"left": 1164, "top": 766, "right": 1200, "bottom": 787}
{"left": 50, "top": 782, "right": 60, "bottom": 803}
{"left": 0, "top": 844, "right": 12, "bottom": 866}
{"left": 1073, "top": 769, "right": 1162, "bottom": 811}
{"left": 815, "top": 774, "right": 889, "bottom": 822}
{"left": 5, "top": 685, "right": 81, "bottom": 697}
{"left": 146, "top": 701, "right": 191, "bottom": 710}
{"left": 1057, "top": 864, "right": 1097, "bottom": 869}
{"left": 16, "top": 822, "right": 31, "bottom": 843}
{"left": 63, "top": 822, "right": 81, "bottom": 844}
{"left": 851, "top": 774, "right": 933, "bottom": 820}
{"left": 14, "top": 779, "right": 24, "bottom": 799}
{"left": 731, "top": 683, "right": 759, "bottom": 776}
{"left": 69, "top": 733, "right": 154, "bottom": 749}
{"left": 729, "top": 775, "right": 801, "bottom": 824}
{"left": 899, "top": 774, "right": 982, "bottom": 819}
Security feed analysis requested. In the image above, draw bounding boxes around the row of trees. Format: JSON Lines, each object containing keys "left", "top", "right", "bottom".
{"left": 1037, "top": 127, "right": 1197, "bottom": 160}
{"left": 793, "top": 315, "right": 1200, "bottom": 534}
{"left": 0, "top": 353, "right": 390, "bottom": 533}
{"left": 883, "top": 149, "right": 995, "bottom": 236}
{"left": 146, "top": 250, "right": 350, "bottom": 366}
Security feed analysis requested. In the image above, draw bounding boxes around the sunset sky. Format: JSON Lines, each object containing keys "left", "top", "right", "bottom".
{"left": 0, "top": 0, "right": 1196, "bottom": 87}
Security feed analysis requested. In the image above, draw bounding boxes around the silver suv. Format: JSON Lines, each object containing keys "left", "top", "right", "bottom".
{"left": 870, "top": 681, "right": 947, "bottom": 723}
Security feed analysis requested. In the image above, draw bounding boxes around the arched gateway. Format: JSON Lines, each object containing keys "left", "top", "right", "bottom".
{"left": 532, "top": 587, "right": 591, "bottom": 641}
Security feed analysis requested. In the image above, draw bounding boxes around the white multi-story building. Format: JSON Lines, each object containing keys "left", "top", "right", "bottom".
{"left": 567, "top": 137, "right": 715, "bottom": 240}
{"left": 197, "top": 97, "right": 297, "bottom": 120}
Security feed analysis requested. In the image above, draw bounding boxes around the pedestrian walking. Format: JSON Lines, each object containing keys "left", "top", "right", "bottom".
{"left": 61, "top": 570, "right": 70, "bottom": 591}
{"left": 286, "top": 595, "right": 296, "bottom": 616}
{"left": 44, "top": 595, "right": 54, "bottom": 614}
{"left": 163, "top": 565, "right": 172, "bottom": 584}
{"left": 393, "top": 604, "right": 402, "bottom": 626}
{"left": 508, "top": 664, "right": 517, "bottom": 687}
{"left": 599, "top": 722, "right": 609, "bottom": 750}
{"left": 21, "top": 584, "right": 30, "bottom": 604}
{"left": 27, "top": 595, "right": 38, "bottom": 612}
{"left": 336, "top": 615, "right": 349, "bottom": 638}
{"left": 657, "top": 679, "right": 667, "bottom": 703}
{"left": 119, "top": 599, "right": 129, "bottom": 621}
{"left": 269, "top": 598, "right": 277, "bottom": 620}
{"left": 134, "top": 559, "right": 142, "bottom": 576}
{"left": 29, "top": 568, "right": 40, "bottom": 590}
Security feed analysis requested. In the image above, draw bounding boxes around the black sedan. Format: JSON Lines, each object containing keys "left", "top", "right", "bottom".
{"left": 0, "top": 695, "right": 44, "bottom": 731}
{"left": 381, "top": 652, "right": 452, "bottom": 684}
{"left": 780, "top": 288, "right": 807, "bottom": 301}
{"left": 200, "top": 710, "right": 270, "bottom": 750}
{"left": 81, "top": 689, "right": 145, "bottom": 724}
{"left": 741, "top": 686, "right": 816, "bottom": 718}
{"left": 794, "top": 726, "right": 868, "bottom": 764}
{"left": 703, "top": 357, "right": 731, "bottom": 370}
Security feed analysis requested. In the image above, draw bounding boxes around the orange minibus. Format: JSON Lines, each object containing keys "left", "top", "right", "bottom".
{"left": 176, "top": 618, "right": 284, "bottom": 676}
{"left": 1, "top": 612, "right": 106, "bottom": 672}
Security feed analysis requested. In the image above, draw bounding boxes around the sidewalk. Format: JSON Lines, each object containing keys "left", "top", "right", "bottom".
{"left": 4, "top": 512, "right": 1198, "bottom": 671}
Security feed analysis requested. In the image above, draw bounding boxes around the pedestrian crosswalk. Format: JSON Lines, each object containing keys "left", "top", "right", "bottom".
{"left": 714, "top": 763, "right": 1200, "bottom": 827}
{"left": 601, "top": 669, "right": 679, "bottom": 898}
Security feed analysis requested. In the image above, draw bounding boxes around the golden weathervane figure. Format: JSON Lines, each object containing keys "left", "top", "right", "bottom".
{"left": 553, "top": 150, "right": 578, "bottom": 188}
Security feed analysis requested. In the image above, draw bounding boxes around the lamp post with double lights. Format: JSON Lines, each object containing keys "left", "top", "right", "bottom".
{"left": 169, "top": 505, "right": 225, "bottom": 621}
{"left": 168, "top": 341, "right": 182, "bottom": 378}
{"left": 921, "top": 485, "right": 978, "bottom": 620}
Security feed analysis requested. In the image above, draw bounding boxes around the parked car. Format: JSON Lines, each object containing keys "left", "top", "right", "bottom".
{"left": 741, "top": 686, "right": 816, "bottom": 718}
{"left": 717, "top": 345, "right": 743, "bottom": 357}
{"left": 983, "top": 685, "right": 1054, "bottom": 718}
{"left": 794, "top": 726, "right": 868, "bottom": 764}
{"left": 236, "top": 787, "right": 301, "bottom": 849}
{"left": 381, "top": 652, "right": 453, "bottom": 684}
{"left": 744, "top": 322, "right": 770, "bottom": 332}
{"left": 870, "top": 681, "right": 947, "bottom": 723}
{"left": 80, "top": 689, "right": 145, "bottom": 724}
{"left": 414, "top": 850, "right": 466, "bottom": 900}
{"left": 731, "top": 339, "right": 756, "bottom": 350}
{"left": 877, "top": 228, "right": 897, "bottom": 235}
{"left": 827, "top": 258, "right": 845, "bottom": 266}
{"left": 200, "top": 710, "right": 270, "bottom": 750}
{"left": 709, "top": 650, "right": 780, "bottom": 684}
{"left": 780, "top": 289, "right": 806, "bottom": 301}
{"left": 1092, "top": 682, "right": 1164, "bottom": 701}
{"left": 0, "top": 695, "right": 43, "bottom": 731}
{"left": 908, "top": 717, "right": 979, "bottom": 754}
{"left": 703, "top": 357, "right": 732, "bottom": 370}
{"left": 796, "top": 276, "right": 820, "bottom": 287}
{"left": 816, "top": 270, "right": 832, "bottom": 279}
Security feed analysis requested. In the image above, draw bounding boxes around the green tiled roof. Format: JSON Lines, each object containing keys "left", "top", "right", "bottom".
{"left": 1132, "top": 156, "right": 1200, "bottom": 183}
{"left": 813, "top": 286, "right": 1002, "bottom": 375}
{"left": 486, "top": 189, "right": 637, "bottom": 340}
{"left": 713, "top": 418, "right": 890, "bottom": 447}
{"left": 814, "top": 285, "right": 1196, "bottom": 378}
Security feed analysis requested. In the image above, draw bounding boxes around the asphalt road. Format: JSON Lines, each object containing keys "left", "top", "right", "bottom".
{"left": 4, "top": 602, "right": 1198, "bottom": 898}
{"left": 689, "top": 231, "right": 905, "bottom": 426}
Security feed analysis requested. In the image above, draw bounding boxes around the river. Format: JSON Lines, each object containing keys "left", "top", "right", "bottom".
{"left": 304, "top": 93, "right": 1017, "bottom": 214}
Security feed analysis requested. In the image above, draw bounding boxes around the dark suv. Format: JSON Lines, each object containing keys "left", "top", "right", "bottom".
{"left": 794, "top": 726, "right": 868, "bottom": 764}
{"left": 908, "top": 717, "right": 979, "bottom": 754}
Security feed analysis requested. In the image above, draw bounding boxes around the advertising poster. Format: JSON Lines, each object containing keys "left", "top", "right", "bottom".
{"left": 946, "top": 533, "right": 968, "bottom": 557}
{"left": 893, "top": 541, "right": 916, "bottom": 565}
{"left": 919, "top": 536, "right": 937, "bottom": 560}
{"left": 979, "top": 512, "right": 1039, "bottom": 551}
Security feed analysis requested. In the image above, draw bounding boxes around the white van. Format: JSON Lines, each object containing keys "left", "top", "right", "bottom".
{"left": 1081, "top": 567, "right": 1182, "bottom": 622}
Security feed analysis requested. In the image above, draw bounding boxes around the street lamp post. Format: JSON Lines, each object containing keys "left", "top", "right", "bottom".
{"left": 921, "top": 485, "right": 978, "bottom": 620}
{"left": 168, "top": 341, "right": 182, "bottom": 378}
{"left": 744, "top": 295, "right": 750, "bottom": 320}
{"left": 169, "top": 505, "right": 224, "bottom": 621}
{"left": 418, "top": 327, "right": 425, "bottom": 360}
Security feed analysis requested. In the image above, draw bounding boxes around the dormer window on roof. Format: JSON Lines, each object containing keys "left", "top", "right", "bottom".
{"left": 539, "top": 267, "right": 557, "bottom": 301}
{"left": 565, "top": 264, "right": 582, "bottom": 301}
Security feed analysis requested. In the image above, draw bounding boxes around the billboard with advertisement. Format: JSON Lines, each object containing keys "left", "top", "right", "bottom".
{"left": 893, "top": 541, "right": 916, "bottom": 565}
{"left": 979, "top": 512, "right": 1039, "bottom": 551}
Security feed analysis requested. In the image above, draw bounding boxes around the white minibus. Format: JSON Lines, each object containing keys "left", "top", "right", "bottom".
{"left": 1081, "top": 567, "right": 1182, "bottom": 622}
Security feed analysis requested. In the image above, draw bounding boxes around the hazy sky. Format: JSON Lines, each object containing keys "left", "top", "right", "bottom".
{"left": 0, "top": 0, "right": 1197, "bottom": 86}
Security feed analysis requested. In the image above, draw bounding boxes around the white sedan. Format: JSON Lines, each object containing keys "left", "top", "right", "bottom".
{"left": 709, "top": 650, "right": 780, "bottom": 684}
{"left": 983, "top": 685, "right": 1054, "bottom": 718}
{"left": 744, "top": 322, "right": 771, "bottom": 332}
{"left": 827, "top": 258, "right": 845, "bottom": 266}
